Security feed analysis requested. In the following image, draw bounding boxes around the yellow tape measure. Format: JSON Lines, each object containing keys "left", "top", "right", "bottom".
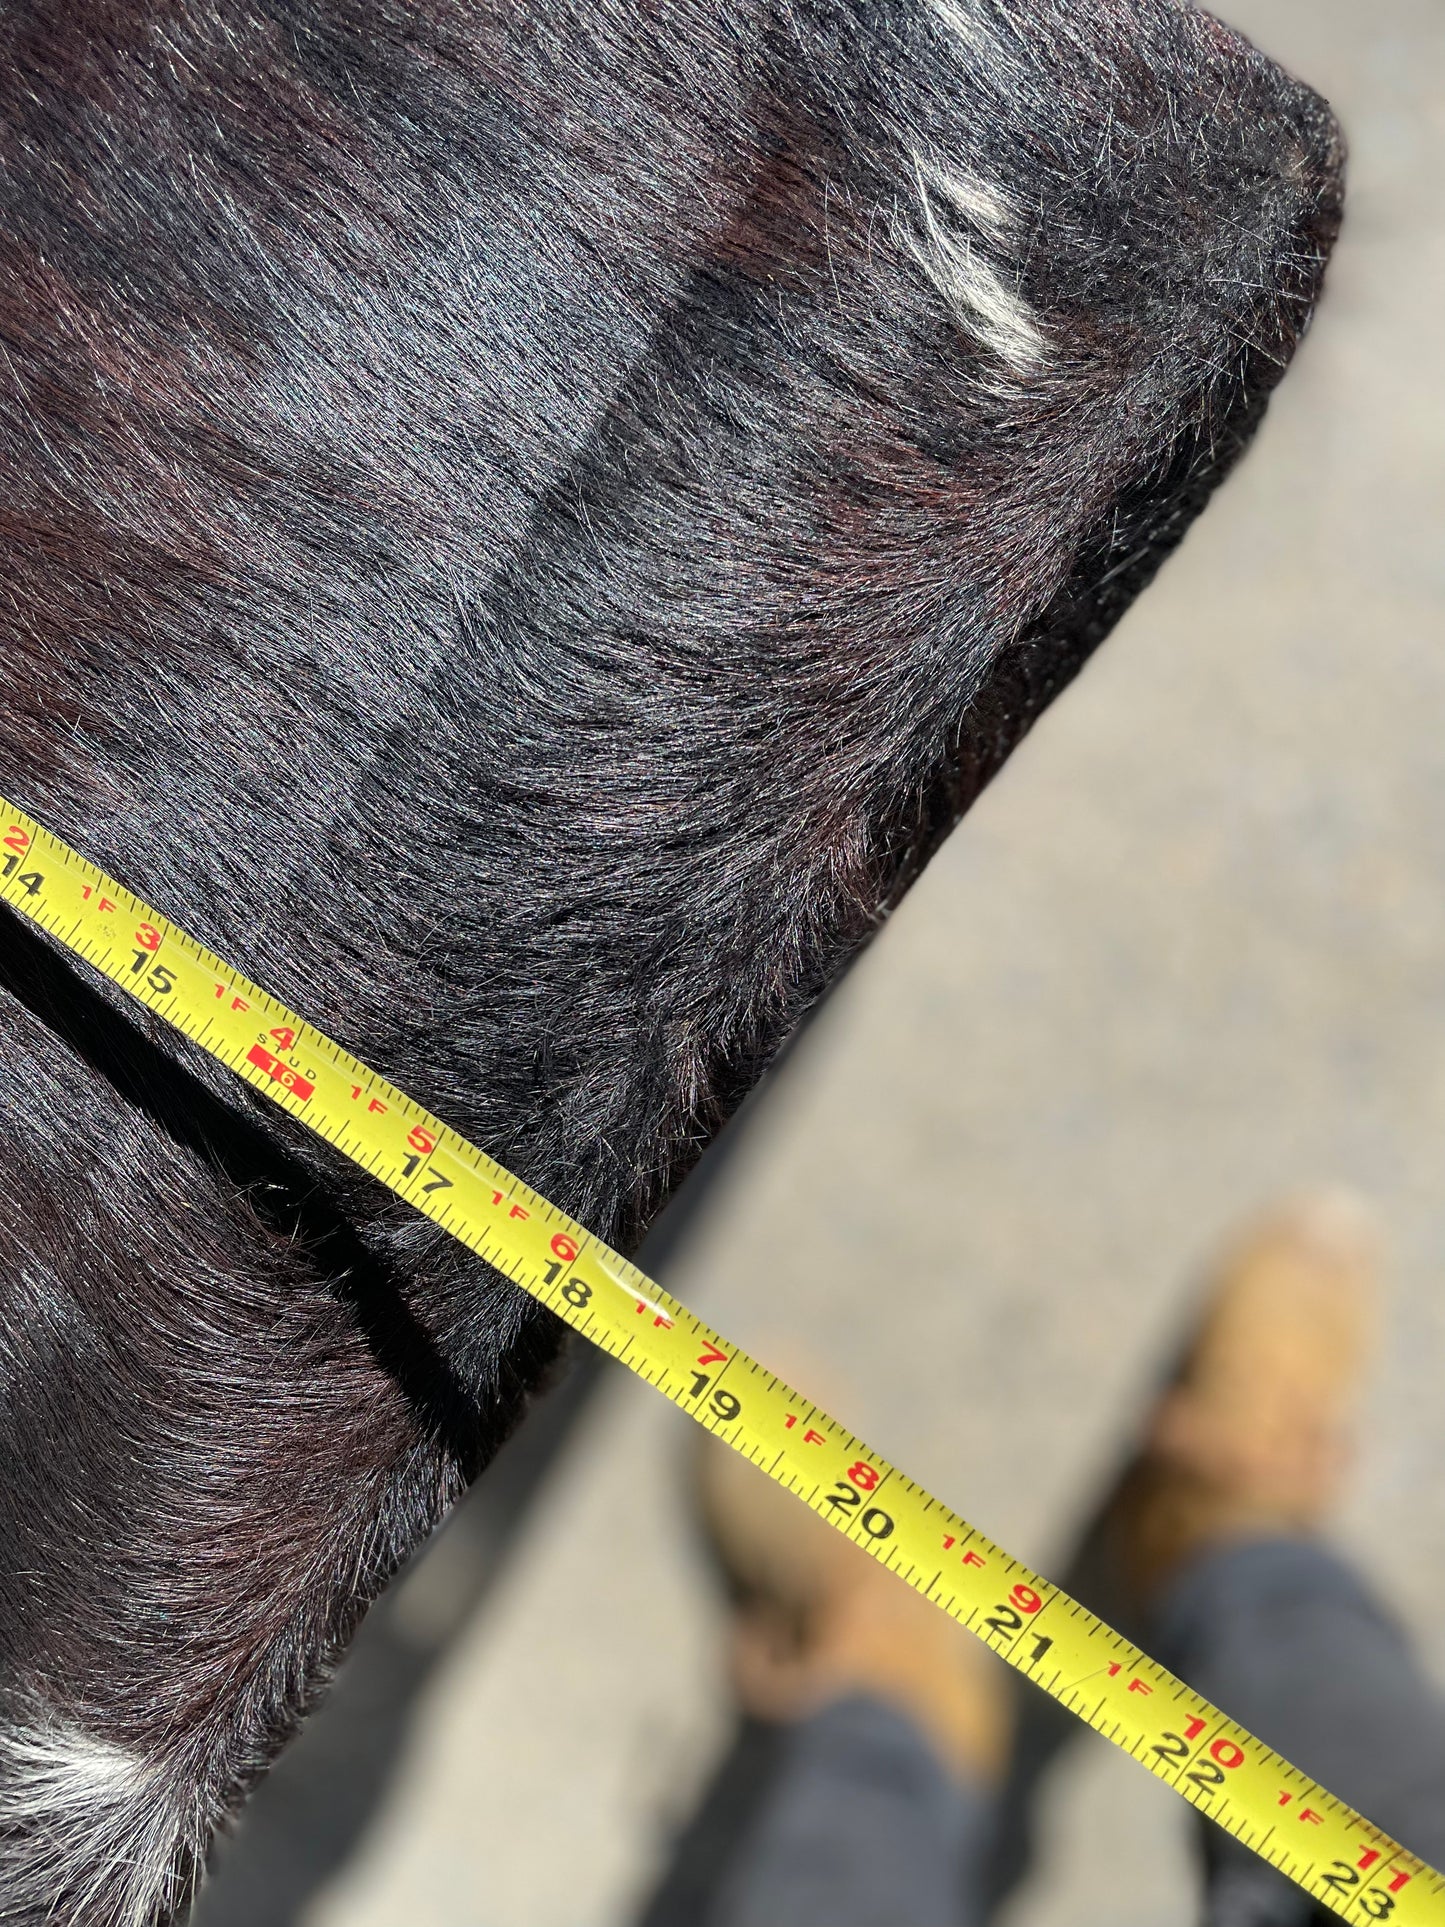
{"left": 0, "top": 789, "right": 1439, "bottom": 1924}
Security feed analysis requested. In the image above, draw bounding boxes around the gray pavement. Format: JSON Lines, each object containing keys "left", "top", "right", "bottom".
{"left": 209, "top": 2, "right": 1445, "bottom": 1922}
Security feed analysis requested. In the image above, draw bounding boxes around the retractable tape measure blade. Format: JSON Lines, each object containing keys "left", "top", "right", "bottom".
{"left": 0, "top": 791, "right": 1438, "bottom": 1927}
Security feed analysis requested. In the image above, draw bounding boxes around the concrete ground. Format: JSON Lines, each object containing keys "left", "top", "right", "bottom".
{"left": 200, "top": 2, "right": 1445, "bottom": 1922}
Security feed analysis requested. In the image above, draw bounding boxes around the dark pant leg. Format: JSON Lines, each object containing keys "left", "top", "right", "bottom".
{"left": 700, "top": 1694, "right": 992, "bottom": 1927}
{"left": 1149, "top": 1539, "right": 1445, "bottom": 1927}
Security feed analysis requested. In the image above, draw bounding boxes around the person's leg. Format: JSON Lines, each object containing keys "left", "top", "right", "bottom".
{"left": 1100, "top": 1191, "right": 1445, "bottom": 1926}
{"left": 702, "top": 1692, "right": 993, "bottom": 1927}
{"left": 1151, "top": 1537, "right": 1445, "bottom": 1927}
{"left": 662, "top": 1417, "right": 1009, "bottom": 1927}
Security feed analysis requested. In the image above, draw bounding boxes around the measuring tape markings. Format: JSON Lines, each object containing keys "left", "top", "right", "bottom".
{"left": 0, "top": 795, "right": 1437, "bottom": 1925}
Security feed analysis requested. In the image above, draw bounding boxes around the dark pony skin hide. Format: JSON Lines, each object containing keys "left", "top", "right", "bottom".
{"left": 0, "top": 1, "right": 1341, "bottom": 1918}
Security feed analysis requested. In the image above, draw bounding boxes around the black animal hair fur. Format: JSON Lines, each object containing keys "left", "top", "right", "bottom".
{"left": 0, "top": 0, "right": 1341, "bottom": 1918}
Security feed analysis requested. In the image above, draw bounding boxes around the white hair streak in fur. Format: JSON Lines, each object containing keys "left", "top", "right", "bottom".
{"left": 927, "top": 0, "right": 999, "bottom": 63}
{"left": 0, "top": 1714, "right": 200, "bottom": 1927}
{"left": 904, "top": 0, "right": 1049, "bottom": 375}
{"left": 901, "top": 155, "right": 1050, "bottom": 374}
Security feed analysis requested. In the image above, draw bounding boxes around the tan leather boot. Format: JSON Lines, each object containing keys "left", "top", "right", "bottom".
{"left": 1100, "top": 1188, "right": 1381, "bottom": 1607}
{"left": 698, "top": 1418, "right": 1010, "bottom": 1785}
